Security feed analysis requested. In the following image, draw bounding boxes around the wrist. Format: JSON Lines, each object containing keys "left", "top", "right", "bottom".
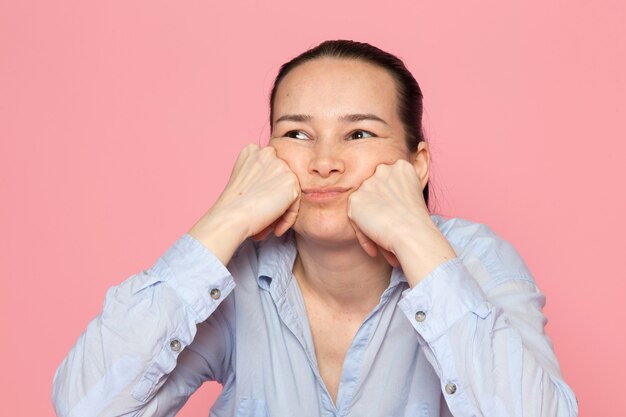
{"left": 393, "top": 217, "right": 457, "bottom": 287}
{"left": 188, "top": 209, "right": 249, "bottom": 265}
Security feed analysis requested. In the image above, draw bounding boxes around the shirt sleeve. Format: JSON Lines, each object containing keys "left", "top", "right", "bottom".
{"left": 52, "top": 233, "right": 236, "bottom": 417}
{"left": 397, "top": 223, "right": 578, "bottom": 417}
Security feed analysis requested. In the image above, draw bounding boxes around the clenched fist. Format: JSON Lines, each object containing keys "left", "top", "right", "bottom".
{"left": 189, "top": 144, "right": 300, "bottom": 265}
{"left": 348, "top": 160, "right": 456, "bottom": 286}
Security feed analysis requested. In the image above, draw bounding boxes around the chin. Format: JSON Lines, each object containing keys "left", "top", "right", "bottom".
{"left": 292, "top": 213, "right": 357, "bottom": 246}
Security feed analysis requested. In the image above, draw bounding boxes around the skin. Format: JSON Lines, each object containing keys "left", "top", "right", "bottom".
{"left": 188, "top": 57, "right": 457, "bottom": 403}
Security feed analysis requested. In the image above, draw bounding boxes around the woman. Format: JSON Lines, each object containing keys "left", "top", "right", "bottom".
{"left": 52, "top": 40, "right": 577, "bottom": 416}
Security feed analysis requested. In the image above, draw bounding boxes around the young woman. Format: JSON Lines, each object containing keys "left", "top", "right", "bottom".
{"left": 53, "top": 40, "right": 577, "bottom": 416}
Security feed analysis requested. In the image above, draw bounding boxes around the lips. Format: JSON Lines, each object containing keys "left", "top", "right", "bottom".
{"left": 301, "top": 186, "right": 350, "bottom": 203}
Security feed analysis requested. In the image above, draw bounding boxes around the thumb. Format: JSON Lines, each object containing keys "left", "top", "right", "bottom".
{"left": 380, "top": 247, "right": 400, "bottom": 268}
{"left": 274, "top": 194, "right": 300, "bottom": 237}
{"left": 251, "top": 221, "right": 276, "bottom": 241}
{"left": 350, "top": 220, "right": 378, "bottom": 258}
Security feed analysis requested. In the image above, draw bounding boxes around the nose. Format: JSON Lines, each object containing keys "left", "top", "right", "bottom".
{"left": 308, "top": 139, "right": 345, "bottom": 178}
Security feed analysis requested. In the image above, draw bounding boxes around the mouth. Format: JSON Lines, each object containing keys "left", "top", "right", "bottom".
{"left": 301, "top": 186, "right": 350, "bottom": 203}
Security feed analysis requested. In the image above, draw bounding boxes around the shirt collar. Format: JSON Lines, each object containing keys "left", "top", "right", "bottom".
{"left": 256, "top": 230, "right": 298, "bottom": 295}
{"left": 255, "top": 230, "right": 410, "bottom": 296}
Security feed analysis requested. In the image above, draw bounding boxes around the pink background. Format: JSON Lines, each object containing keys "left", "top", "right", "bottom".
{"left": 1, "top": 1, "right": 624, "bottom": 415}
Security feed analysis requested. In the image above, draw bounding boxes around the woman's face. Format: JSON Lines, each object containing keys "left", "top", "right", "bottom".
{"left": 270, "top": 57, "right": 418, "bottom": 246}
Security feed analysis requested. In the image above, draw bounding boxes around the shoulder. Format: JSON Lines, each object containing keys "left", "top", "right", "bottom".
{"left": 431, "top": 214, "right": 535, "bottom": 290}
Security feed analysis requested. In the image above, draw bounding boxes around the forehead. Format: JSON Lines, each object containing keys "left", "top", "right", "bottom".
{"left": 273, "top": 58, "right": 400, "bottom": 123}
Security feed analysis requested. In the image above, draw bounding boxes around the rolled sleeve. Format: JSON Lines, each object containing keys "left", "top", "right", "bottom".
{"left": 127, "top": 233, "right": 236, "bottom": 401}
{"left": 398, "top": 258, "right": 490, "bottom": 343}
{"left": 148, "top": 233, "right": 236, "bottom": 322}
{"left": 53, "top": 233, "right": 238, "bottom": 415}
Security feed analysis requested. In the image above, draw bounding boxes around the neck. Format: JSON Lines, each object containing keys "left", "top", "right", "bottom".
{"left": 293, "top": 235, "right": 392, "bottom": 314}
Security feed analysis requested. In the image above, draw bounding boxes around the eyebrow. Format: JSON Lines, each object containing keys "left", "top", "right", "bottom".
{"left": 275, "top": 113, "right": 389, "bottom": 126}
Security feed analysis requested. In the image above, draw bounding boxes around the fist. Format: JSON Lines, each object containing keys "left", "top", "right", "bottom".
{"left": 215, "top": 144, "right": 301, "bottom": 239}
{"left": 188, "top": 144, "right": 301, "bottom": 265}
{"left": 348, "top": 159, "right": 457, "bottom": 284}
{"left": 348, "top": 160, "right": 429, "bottom": 264}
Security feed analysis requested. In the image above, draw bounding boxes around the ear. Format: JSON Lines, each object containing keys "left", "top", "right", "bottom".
{"left": 411, "top": 141, "right": 430, "bottom": 191}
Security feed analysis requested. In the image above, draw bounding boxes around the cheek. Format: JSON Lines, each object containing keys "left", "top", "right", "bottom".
{"left": 269, "top": 141, "right": 308, "bottom": 175}
{"left": 269, "top": 140, "right": 293, "bottom": 163}
{"left": 351, "top": 147, "right": 409, "bottom": 177}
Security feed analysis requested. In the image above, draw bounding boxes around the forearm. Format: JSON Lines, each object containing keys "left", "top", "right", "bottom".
{"left": 187, "top": 143, "right": 300, "bottom": 266}
{"left": 188, "top": 208, "right": 249, "bottom": 266}
{"left": 52, "top": 234, "right": 235, "bottom": 417}
{"left": 398, "top": 260, "right": 577, "bottom": 416}
{"left": 393, "top": 214, "right": 458, "bottom": 287}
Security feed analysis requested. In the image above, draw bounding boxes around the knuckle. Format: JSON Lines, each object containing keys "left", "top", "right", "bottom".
{"left": 396, "top": 159, "right": 410, "bottom": 168}
{"left": 240, "top": 144, "right": 260, "bottom": 160}
{"left": 244, "top": 143, "right": 260, "bottom": 152}
{"left": 261, "top": 146, "right": 276, "bottom": 156}
{"left": 285, "top": 174, "right": 296, "bottom": 188}
{"left": 359, "top": 176, "right": 374, "bottom": 188}
{"left": 375, "top": 163, "right": 390, "bottom": 173}
{"left": 399, "top": 159, "right": 414, "bottom": 172}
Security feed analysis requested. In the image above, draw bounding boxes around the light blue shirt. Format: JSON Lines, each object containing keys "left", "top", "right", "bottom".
{"left": 52, "top": 215, "right": 577, "bottom": 416}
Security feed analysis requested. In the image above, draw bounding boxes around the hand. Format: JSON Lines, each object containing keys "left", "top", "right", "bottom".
{"left": 348, "top": 160, "right": 428, "bottom": 262}
{"left": 347, "top": 160, "right": 456, "bottom": 285}
{"left": 189, "top": 144, "right": 300, "bottom": 264}
{"left": 216, "top": 144, "right": 301, "bottom": 239}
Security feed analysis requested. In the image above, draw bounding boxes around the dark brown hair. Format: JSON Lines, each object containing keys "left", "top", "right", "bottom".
{"left": 269, "top": 40, "right": 430, "bottom": 207}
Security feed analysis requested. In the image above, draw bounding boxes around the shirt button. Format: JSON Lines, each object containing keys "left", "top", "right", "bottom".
{"left": 445, "top": 383, "right": 457, "bottom": 395}
{"left": 170, "top": 339, "right": 182, "bottom": 352}
{"left": 415, "top": 310, "right": 426, "bottom": 322}
{"left": 210, "top": 288, "right": 221, "bottom": 300}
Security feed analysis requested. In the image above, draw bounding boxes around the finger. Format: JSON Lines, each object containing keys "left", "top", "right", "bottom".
{"left": 350, "top": 220, "right": 378, "bottom": 258}
{"left": 259, "top": 145, "right": 277, "bottom": 158}
{"left": 380, "top": 247, "right": 401, "bottom": 268}
{"left": 238, "top": 143, "right": 260, "bottom": 165}
{"left": 274, "top": 194, "right": 300, "bottom": 237}
{"left": 251, "top": 222, "right": 276, "bottom": 241}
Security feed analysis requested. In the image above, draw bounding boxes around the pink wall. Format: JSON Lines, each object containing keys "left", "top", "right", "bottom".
{"left": 1, "top": 1, "right": 624, "bottom": 415}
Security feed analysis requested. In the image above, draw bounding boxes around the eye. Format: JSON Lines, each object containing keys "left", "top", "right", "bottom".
{"left": 284, "top": 130, "right": 310, "bottom": 140}
{"left": 348, "top": 130, "right": 376, "bottom": 140}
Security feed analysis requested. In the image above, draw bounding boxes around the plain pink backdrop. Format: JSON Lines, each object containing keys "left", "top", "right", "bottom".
{"left": 1, "top": 1, "right": 624, "bottom": 415}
